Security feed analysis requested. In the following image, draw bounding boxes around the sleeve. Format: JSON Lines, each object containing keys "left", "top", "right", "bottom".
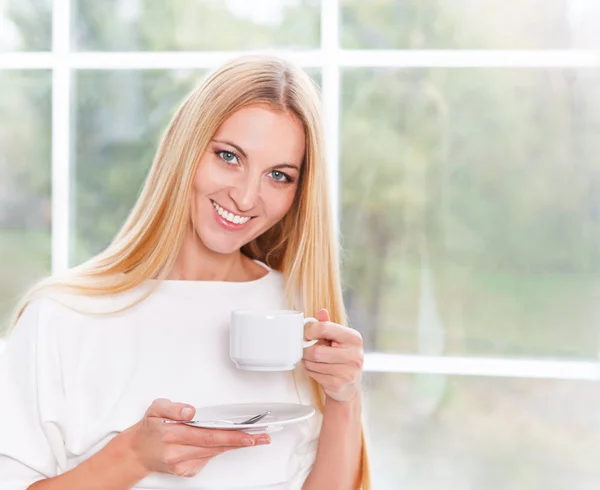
{"left": 0, "top": 299, "right": 67, "bottom": 488}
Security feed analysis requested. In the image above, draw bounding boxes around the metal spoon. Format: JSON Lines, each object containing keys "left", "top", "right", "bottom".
{"left": 238, "top": 410, "right": 271, "bottom": 425}
{"left": 164, "top": 410, "right": 271, "bottom": 426}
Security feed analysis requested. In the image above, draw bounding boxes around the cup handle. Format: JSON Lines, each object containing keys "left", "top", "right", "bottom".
{"left": 303, "top": 317, "right": 318, "bottom": 348}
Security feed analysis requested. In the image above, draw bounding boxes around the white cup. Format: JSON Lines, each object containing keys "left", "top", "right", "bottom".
{"left": 230, "top": 310, "right": 318, "bottom": 371}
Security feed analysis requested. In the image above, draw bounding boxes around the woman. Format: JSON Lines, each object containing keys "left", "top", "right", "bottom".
{"left": 0, "top": 54, "right": 371, "bottom": 489}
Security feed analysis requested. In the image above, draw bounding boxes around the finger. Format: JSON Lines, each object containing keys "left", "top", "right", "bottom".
{"left": 303, "top": 310, "right": 330, "bottom": 346}
{"left": 303, "top": 344, "right": 358, "bottom": 364}
{"left": 303, "top": 359, "right": 354, "bottom": 378}
{"left": 165, "top": 426, "right": 271, "bottom": 448}
{"left": 304, "top": 369, "right": 356, "bottom": 395}
{"left": 315, "top": 309, "right": 330, "bottom": 323}
{"left": 169, "top": 459, "right": 208, "bottom": 478}
{"left": 169, "top": 442, "right": 260, "bottom": 478}
{"left": 164, "top": 442, "right": 246, "bottom": 467}
{"left": 146, "top": 398, "right": 196, "bottom": 421}
{"left": 305, "top": 321, "right": 363, "bottom": 346}
{"left": 306, "top": 310, "right": 330, "bottom": 343}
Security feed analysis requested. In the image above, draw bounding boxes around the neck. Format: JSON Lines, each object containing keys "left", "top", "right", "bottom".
{"left": 167, "top": 232, "right": 249, "bottom": 282}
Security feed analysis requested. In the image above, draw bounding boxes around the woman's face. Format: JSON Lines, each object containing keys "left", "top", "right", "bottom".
{"left": 191, "top": 104, "right": 306, "bottom": 255}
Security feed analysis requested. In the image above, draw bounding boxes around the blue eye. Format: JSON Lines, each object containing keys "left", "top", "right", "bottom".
{"left": 217, "top": 150, "right": 239, "bottom": 165}
{"left": 270, "top": 170, "right": 291, "bottom": 183}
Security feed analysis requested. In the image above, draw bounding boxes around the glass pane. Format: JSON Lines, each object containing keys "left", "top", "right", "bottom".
{"left": 0, "top": 0, "right": 52, "bottom": 51}
{"left": 73, "top": 0, "right": 321, "bottom": 51}
{"left": 72, "top": 68, "right": 320, "bottom": 265}
{"left": 341, "top": 68, "right": 600, "bottom": 359}
{"left": 72, "top": 70, "right": 202, "bottom": 265}
{"left": 0, "top": 71, "right": 52, "bottom": 335}
{"left": 341, "top": 0, "right": 600, "bottom": 50}
{"left": 364, "top": 372, "right": 600, "bottom": 489}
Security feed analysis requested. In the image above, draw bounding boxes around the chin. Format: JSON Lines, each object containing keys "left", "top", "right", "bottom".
{"left": 196, "top": 231, "right": 244, "bottom": 255}
{"left": 203, "top": 239, "right": 243, "bottom": 255}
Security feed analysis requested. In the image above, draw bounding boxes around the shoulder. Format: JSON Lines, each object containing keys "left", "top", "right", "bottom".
{"left": 24, "top": 281, "right": 153, "bottom": 321}
{"left": 4, "top": 297, "right": 59, "bottom": 354}
{"left": 7, "top": 297, "right": 45, "bottom": 340}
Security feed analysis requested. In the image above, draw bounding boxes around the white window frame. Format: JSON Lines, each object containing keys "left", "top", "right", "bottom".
{"left": 1, "top": 0, "right": 599, "bottom": 380}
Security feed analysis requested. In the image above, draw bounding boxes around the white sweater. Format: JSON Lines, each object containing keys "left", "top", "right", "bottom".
{"left": 0, "top": 263, "right": 322, "bottom": 489}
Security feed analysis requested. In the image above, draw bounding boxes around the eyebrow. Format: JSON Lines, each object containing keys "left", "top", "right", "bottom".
{"left": 212, "top": 139, "right": 301, "bottom": 172}
{"left": 212, "top": 139, "right": 248, "bottom": 159}
{"left": 272, "top": 163, "right": 300, "bottom": 172}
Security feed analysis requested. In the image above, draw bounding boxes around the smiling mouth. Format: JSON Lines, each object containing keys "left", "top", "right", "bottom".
{"left": 211, "top": 200, "right": 254, "bottom": 225}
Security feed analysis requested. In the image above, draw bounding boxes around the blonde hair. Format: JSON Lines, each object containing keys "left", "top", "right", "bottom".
{"left": 9, "top": 54, "right": 370, "bottom": 489}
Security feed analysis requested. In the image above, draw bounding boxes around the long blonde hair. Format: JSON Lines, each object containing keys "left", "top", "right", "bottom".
{"left": 9, "top": 54, "right": 370, "bottom": 489}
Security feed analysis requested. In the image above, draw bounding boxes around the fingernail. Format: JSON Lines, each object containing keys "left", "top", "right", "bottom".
{"left": 243, "top": 438, "right": 254, "bottom": 446}
{"left": 257, "top": 437, "right": 271, "bottom": 445}
{"left": 181, "top": 407, "right": 193, "bottom": 419}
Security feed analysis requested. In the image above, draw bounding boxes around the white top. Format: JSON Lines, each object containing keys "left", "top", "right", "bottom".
{"left": 0, "top": 263, "right": 322, "bottom": 489}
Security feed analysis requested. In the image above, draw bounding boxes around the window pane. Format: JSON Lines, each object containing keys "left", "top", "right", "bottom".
{"left": 72, "top": 70, "right": 202, "bottom": 264}
{"left": 341, "top": 0, "right": 600, "bottom": 50}
{"left": 0, "top": 71, "right": 52, "bottom": 334}
{"left": 0, "top": 0, "right": 52, "bottom": 51}
{"left": 71, "top": 68, "right": 321, "bottom": 265}
{"left": 364, "top": 372, "right": 600, "bottom": 489}
{"left": 341, "top": 68, "right": 600, "bottom": 359}
{"left": 73, "top": 0, "right": 321, "bottom": 51}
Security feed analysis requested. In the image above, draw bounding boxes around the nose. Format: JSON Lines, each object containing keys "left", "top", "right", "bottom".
{"left": 229, "top": 173, "right": 261, "bottom": 213}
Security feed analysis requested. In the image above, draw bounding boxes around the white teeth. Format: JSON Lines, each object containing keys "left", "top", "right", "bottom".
{"left": 212, "top": 201, "right": 251, "bottom": 225}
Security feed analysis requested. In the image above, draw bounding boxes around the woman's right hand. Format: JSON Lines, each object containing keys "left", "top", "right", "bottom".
{"left": 122, "top": 398, "right": 271, "bottom": 478}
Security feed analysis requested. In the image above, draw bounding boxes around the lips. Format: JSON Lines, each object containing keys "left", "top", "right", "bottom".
{"left": 211, "top": 200, "right": 254, "bottom": 230}
{"left": 211, "top": 200, "right": 253, "bottom": 224}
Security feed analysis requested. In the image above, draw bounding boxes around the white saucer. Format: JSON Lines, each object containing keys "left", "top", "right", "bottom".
{"left": 183, "top": 402, "right": 315, "bottom": 434}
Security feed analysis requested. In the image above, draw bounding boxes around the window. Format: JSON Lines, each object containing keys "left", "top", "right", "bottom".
{"left": 0, "top": 69, "right": 51, "bottom": 317}
{"left": 341, "top": 67, "right": 600, "bottom": 359}
{"left": 1, "top": 1, "right": 599, "bottom": 488}
{"left": 0, "top": 0, "right": 52, "bottom": 51}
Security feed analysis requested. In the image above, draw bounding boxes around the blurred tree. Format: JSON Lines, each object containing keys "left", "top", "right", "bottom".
{"left": 339, "top": 2, "right": 600, "bottom": 359}
{"left": 73, "top": 0, "right": 320, "bottom": 51}
{"left": 0, "top": 0, "right": 52, "bottom": 323}
{"left": 6, "top": 0, "right": 52, "bottom": 51}
{"left": 0, "top": 70, "right": 51, "bottom": 326}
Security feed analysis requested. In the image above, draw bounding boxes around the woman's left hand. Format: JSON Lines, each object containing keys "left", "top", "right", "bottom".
{"left": 303, "top": 309, "right": 364, "bottom": 403}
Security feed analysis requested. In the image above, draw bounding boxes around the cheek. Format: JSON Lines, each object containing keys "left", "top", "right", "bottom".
{"left": 192, "top": 156, "right": 209, "bottom": 193}
{"left": 192, "top": 156, "right": 229, "bottom": 197}
{"left": 266, "top": 187, "right": 297, "bottom": 221}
